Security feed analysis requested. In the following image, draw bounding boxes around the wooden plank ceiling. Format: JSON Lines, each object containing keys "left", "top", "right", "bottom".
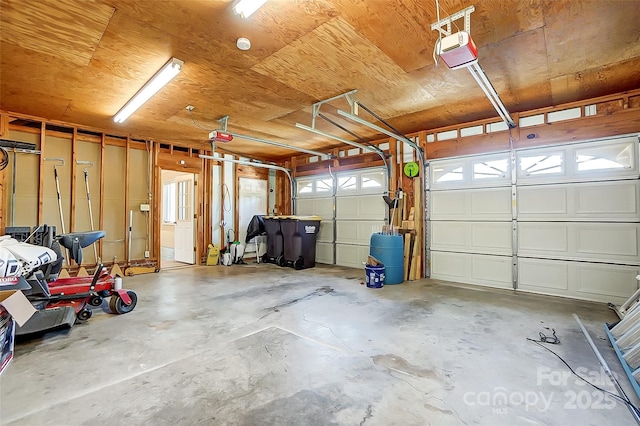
{"left": 1, "top": 0, "right": 639, "bottom": 159}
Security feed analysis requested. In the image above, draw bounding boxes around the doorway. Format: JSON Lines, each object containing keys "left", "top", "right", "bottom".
{"left": 161, "top": 170, "right": 196, "bottom": 268}
{"left": 238, "top": 177, "right": 268, "bottom": 260}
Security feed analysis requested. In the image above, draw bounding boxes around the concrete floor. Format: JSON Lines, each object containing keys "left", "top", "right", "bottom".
{"left": 1, "top": 263, "right": 637, "bottom": 425}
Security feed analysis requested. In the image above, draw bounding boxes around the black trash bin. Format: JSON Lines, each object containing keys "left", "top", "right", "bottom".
{"left": 262, "top": 216, "right": 285, "bottom": 266}
{"left": 280, "top": 216, "right": 321, "bottom": 270}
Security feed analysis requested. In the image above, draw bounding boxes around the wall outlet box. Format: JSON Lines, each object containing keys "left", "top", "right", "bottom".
{"left": 144, "top": 251, "right": 150, "bottom": 258}
{"left": 140, "top": 204, "right": 150, "bottom": 212}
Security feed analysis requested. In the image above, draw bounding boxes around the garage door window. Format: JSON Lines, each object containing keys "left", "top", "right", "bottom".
{"left": 316, "top": 178, "right": 333, "bottom": 193}
{"left": 473, "top": 158, "right": 509, "bottom": 181}
{"left": 297, "top": 179, "right": 313, "bottom": 195}
{"left": 361, "top": 171, "right": 384, "bottom": 190}
{"left": 434, "top": 165, "right": 464, "bottom": 183}
{"left": 519, "top": 153, "right": 564, "bottom": 176}
{"left": 575, "top": 143, "right": 633, "bottom": 172}
{"left": 338, "top": 176, "right": 357, "bottom": 192}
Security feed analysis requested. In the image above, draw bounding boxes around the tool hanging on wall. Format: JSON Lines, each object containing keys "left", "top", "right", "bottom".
{"left": 76, "top": 160, "right": 99, "bottom": 263}
{"left": 44, "top": 158, "right": 68, "bottom": 265}
{"left": 1, "top": 140, "right": 42, "bottom": 227}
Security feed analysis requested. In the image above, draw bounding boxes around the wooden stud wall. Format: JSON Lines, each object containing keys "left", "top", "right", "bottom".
{"left": 1, "top": 89, "right": 639, "bottom": 273}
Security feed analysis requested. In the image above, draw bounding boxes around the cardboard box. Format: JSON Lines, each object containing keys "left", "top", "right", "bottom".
{"left": 0, "top": 289, "right": 37, "bottom": 375}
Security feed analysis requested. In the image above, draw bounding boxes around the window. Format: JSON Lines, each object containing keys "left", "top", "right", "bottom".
{"left": 177, "top": 180, "right": 189, "bottom": 220}
{"left": 361, "top": 171, "right": 384, "bottom": 189}
{"left": 163, "top": 182, "right": 176, "bottom": 223}
{"left": 316, "top": 178, "right": 333, "bottom": 193}
{"left": 473, "top": 158, "right": 509, "bottom": 180}
{"left": 434, "top": 166, "right": 464, "bottom": 183}
{"left": 576, "top": 143, "right": 633, "bottom": 172}
{"left": 519, "top": 153, "right": 564, "bottom": 176}
{"left": 338, "top": 175, "right": 357, "bottom": 191}
{"left": 296, "top": 179, "right": 313, "bottom": 194}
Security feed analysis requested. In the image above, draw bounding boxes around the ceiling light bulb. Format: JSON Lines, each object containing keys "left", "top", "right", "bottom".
{"left": 236, "top": 38, "right": 251, "bottom": 51}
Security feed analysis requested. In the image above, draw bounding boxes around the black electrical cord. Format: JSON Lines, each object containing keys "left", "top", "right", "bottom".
{"left": 528, "top": 338, "right": 640, "bottom": 417}
{"left": 0, "top": 147, "right": 9, "bottom": 171}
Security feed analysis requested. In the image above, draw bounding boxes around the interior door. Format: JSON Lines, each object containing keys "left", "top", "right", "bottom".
{"left": 238, "top": 177, "right": 267, "bottom": 252}
{"left": 174, "top": 175, "right": 195, "bottom": 263}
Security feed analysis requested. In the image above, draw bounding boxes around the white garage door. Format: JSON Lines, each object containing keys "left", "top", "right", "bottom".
{"left": 429, "top": 152, "right": 515, "bottom": 289}
{"left": 295, "top": 174, "right": 335, "bottom": 265}
{"left": 515, "top": 136, "right": 639, "bottom": 304}
{"left": 335, "top": 169, "right": 386, "bottom": 268}
{"left": 295, "top": 168, "right": 386, "bottom": 268}
{"left": 429, "top": 134, "right": 640, "bottom": 304}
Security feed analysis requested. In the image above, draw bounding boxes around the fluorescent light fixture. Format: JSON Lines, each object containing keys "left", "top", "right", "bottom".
{"left": 233, "top": 0, "right": 268, "bottom": 18}
{"left": 113, "top": 57, "right": 184, "bottom": 123}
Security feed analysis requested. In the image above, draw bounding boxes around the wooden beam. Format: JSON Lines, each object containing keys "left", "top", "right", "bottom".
{"left": 0, "top": 114, "right": 9, "bottom": 138}
{"left": 202, "top": 152, "right": 212, "bottom": 252}
{"left": 514, "top": 108, "right": 640, "bottom": 149}
{"left": 124, "top": 136, "right": 130, "bottom": 264}
{"left": 156, "top": 152, "right": 201, "bottom": 173}
{"left": 70, "top": 128, "right": 77, "bottom": 232}
{"left": 152, "top": 142, "right": 161, "bottom": 269}
{"left": 0, "top": 157, "right": 5, "bottom": 235}
{"left": 234, "top": 163, "right": 239, "bottom": 239}
{"left": 37, "top": 122, "right": 46, "bottom": 225}
{"left": 99, "top": 132, "right": 105, "bottom": 261}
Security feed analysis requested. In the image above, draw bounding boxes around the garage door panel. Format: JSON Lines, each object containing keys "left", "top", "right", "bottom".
{"left": 336, "top": 244, "right": 369, "bottom": 269}
{"left": 431, "top": 251, "right": 513, "bottom": 289}
{"left": 296, "top": 197, "right": 333, "bottom": 220}
{"left": 517, "top": 187, "right": 568, "bottom": 216}
{"left": 315, "top": 242, "right": 334, "bottom": 264}
{"left": 431, "top": 188, "right": 512, "bottom": 220}
{"left": 317, "top": 222, "right": 334, "bottom": 243}
{"left": 470, "top": 189, "right": 512, "bottom": 217}
{"left": 518, "top": 259, "right": 569, "bottom": 290}
{"left": 518, "top": 181, "right": 640, "bottom": 221}
{"left": 430, "top": 251, "right": 466, "bottom": 279}
{"left": 518, "top": 222, "right": 640, "bottom": 264}
{"left": 578, "top": 266, "right": 638, "bottom": 298}
{"left": 431, "top": 221, "right": 466, "bottom": 247}
{"left": 471, "top": 256, "right": 512, "bottom": 284}
{"left": 431, "top": 222, "right": 512, "bottom": 255}
{"left": 336, "top": 195, "right": 385, "bottom": 220}
{"left": 519, "top": 224, "right": 568, "bottom": 253}
{"left": 576, "top": 184, "right": 638, "bottom": 215}
{"left": 577, "top": 226, "right": 637, "bottom": 258}
{"left": 336, "top": 220, "right": 383, "bottom": 245}
{"left": 471, "top": 223, "right": 512, "bottom": 252}
{"left": 431, "top": 191, "right": 466, "bottom": 219}
{"left": 518, "top": 258, "right": 638, "bottom": 304}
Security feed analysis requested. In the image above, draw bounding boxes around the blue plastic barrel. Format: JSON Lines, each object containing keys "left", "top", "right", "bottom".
{"left": 365, "top": 264, "right": 385, "bottom": 288}
{"left": 370, "top": 233, "right": 404, "bottom": 285}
